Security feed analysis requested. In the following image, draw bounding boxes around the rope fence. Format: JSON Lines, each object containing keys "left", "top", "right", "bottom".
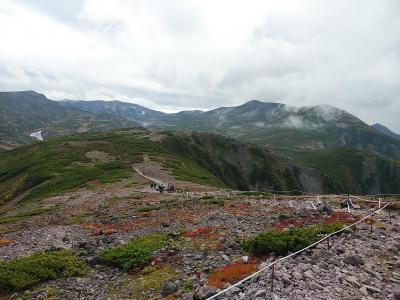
{"left": 207, "top": 201, "right": 392, "bottom": 300}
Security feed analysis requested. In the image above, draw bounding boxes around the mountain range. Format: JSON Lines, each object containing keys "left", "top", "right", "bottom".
{"left": 1, "top": 90, "right": 400, "bottom": 194}
{"left": 372, "top": 123, "right": 400, "bottom": 141}
{"left": 58, "top": 96, "right": 400, "bottom": 161}
{"left": 0, "top": 91, "right": 140, "bottom": 150}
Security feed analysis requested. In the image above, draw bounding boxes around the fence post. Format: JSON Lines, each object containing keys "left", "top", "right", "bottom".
{"left": 271, "top": 262, "right": 275, "bottom": 292}
{"left": 370, "top": 216, "right": 373, "bottom": 233}
{"left": 327, "top": 235, "right": 330, "bottom": 250}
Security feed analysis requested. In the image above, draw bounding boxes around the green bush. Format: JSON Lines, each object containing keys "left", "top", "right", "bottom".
{"left": 183, "top": 281, "right": 194, "bottom": 292}
{"left": 202, "top": 198, "right": 225, "bottom": 206}
{"left": 0, "top": 250, "right": 87, "bottom": 292}
{"left": 0, "top": 206, "right": 58, "bottom": 224}
{"left": 137, "top": 205, "right": 160, "bottom": 213}
{"left": 99, "top": 233, "right": 169, "bottom": 271}
{"left": 243, "top": 223, "right": 344, "bottom": 256}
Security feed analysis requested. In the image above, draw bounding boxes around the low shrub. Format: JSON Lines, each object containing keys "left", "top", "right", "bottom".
{"left": 66, "top": 212, "right": 91, "bottom": 225}
{"left": 183, "top": 281, "right": 194, "bottom": 292}
{"left": 243, "top": 223, "right": 344, "bottom": 256}
{"left": 0, "top": 239, "right": 12, "bottom": 246}
{"left": 0, "top": 250, "right": 87, "bottom": 292}
{"left": 0, "top": 206, "right": 58, "bottom": 224}
{"left": 137, "top": 205, "right": 160, "bottom": 213}
{"left": 201, "top": 195, "right": 215, "bottom": 200}
{"left": 99, "top": 233, "right": 169, "bottom": 271}
{"left": 202, "top": 197, "right": 225, "bottom": 206}
{"left": 183, "top": 226, "right": 215, "bottom": 238}
{"left": 208, "top": 262, "right": 257, "bottom": 288}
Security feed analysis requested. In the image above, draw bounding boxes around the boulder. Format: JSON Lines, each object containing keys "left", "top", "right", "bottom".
{"left": 393, "top": 289, "right": 400, "bottom": 300}
{"left": 343, "top": 254, "right": 364, "bottom": 267}
{"left": 253, "top": 290, "right": 266, "bottom": 298}
{"left": 161, "top": 280, "right": 178, "bottom": 297}
{"left": 181, "top": 292, "right": 194, "bottom": 300}
{"left": 292, "top": 271, "right": 303, "bottom": 280}
{"left": 197, "top": 286, "right": 217, "bottom": 299}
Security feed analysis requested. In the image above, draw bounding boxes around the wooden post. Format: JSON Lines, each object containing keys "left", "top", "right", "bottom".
{"left": 327, "top": 235, "right": 330, "bottom": 250}
{"left": 271, "top": 263, "right": 275, "bottom": 292}
{"left": 370, "top": 217, "right": 373, "bottom": 233}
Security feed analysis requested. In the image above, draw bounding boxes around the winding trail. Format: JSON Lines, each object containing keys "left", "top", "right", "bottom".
{"left": 132, "top": 166, "right": 163, "bottom": 185}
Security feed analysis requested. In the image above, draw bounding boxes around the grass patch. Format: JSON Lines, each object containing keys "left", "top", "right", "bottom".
{"left": 99, "top": 233, "right": 169, "bottom": 271}
{"left": 125, "top": 265, "right": 179, "bottom": 299}
{"left": 183, "top": 281, "right": 194, "bottom": 293}
{"left": 0, "top": 206, "right": 58, "bottom": 224}
{"left": 0, "top": 250, "right": 88, "bottom": 292}
{"left": 137, "top": 205, "right": 160, "bottom": 213}
{"left": 243, "top": 223, "right": 345, "bottom": 256}
{"left": 162, "top": 158, "right": 225, "bottom": 188}
{"left": 66, "top": 212, "right": 91, "bottom": 225}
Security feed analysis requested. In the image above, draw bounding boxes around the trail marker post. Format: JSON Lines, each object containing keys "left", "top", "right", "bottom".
{"left": 271, "top": 262, "right": 275, "bottom": 292}
{"left": 370, "top": 217, "right": 373, "bottom": 233}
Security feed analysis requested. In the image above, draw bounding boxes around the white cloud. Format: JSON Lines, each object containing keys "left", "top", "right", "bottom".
{"left": 0, "top": 0, "right": 400, "bottom": 130}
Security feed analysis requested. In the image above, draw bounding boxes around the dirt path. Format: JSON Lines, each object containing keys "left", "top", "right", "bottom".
{"left": 132, "top": 166, "right": 163, "bottom": 184}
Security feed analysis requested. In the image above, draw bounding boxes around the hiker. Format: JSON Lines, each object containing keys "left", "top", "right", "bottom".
{"left": 159, "top": 184, "right": 165, "bottom": 193}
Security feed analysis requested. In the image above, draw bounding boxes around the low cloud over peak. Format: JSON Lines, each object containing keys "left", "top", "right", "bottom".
{"left": 1, "top": 0, "right": 399, "bottom": 130}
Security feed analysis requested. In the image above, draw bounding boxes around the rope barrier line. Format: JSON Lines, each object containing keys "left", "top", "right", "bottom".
{"left": 206, "top": 202, "right": 390, "bottom": 300}
{"left": 350, "top": 194, "right": 390, "bottom": 204}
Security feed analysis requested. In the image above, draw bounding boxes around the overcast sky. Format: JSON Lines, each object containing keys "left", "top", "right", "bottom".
{"left": 1, "top": 0, "right": 399, "bottom": 130}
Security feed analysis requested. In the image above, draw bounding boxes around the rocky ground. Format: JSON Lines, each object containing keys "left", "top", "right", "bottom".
{"left": 0, "top": 173, "right": 399, "bottom": 300}
{"left": 219, "top": 212, "right": 400, "bottom": 300}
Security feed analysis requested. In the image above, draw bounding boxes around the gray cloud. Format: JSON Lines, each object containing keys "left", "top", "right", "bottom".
{"left": 0, "top": 0, "right": 399, "bottom": 130}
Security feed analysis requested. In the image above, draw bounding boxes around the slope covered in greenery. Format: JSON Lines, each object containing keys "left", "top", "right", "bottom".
{"left": 152, "top": 100, "right": 400, "bottom": 161}
{"left": 295, "top": 148, "right": 400, "bottom": 194}
{"left": 0, "top": 91, "right": 140, "bottom": 150}
{"left": 0, "top": 129, "right": 328, "bottom": 206}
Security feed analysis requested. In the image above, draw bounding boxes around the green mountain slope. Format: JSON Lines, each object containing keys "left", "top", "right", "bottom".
{"left": 372, "top": 123, "right": 400, "bottom": 141}
{"left": 0, "top": 91, "right": 140, "bottom": 150}
{"left": 0, "top": 129, "right": 331, "bottom": 206}
{"left": 295, "top": 148, "right": 400, "bottom": 195}
{"left": 152, "top": 100, "right": 400, "bottom": 160}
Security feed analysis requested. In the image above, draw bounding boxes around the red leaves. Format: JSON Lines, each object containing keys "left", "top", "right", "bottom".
{"left": 183, "top": 226, "right": 215, "bottom": 238}
{"left": 275, "top": 211, "right": 359, "bottom": 231}
{"left": 324, "top": 211, "right": 359, "bottom": 224}
{"left": 208, "top": 262, "right": 257, "bottom": 288}
{"left": 0, "top": 239, "right": 12, "bottom": 246}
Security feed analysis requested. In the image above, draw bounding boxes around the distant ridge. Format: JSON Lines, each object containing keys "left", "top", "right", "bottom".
{"left": 60, "top": 100, "right": 166, "bottom": 126}
{"left": 0, "top": 91, "right": 140, "bottom": 150}
{"left": 372, "top": 123, "right": 400, "bottom": 141}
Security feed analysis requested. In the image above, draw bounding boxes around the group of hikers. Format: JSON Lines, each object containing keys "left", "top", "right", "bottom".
{"left": 150, "top": 182, "right": 175, "bottom": 193}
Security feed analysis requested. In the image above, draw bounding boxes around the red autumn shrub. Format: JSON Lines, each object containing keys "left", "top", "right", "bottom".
{"left": 208, "top": 262, "right": 257, "bottom": 288}
{"left": 183, "top": 226, "right": 214, "bottom": 238}
{"left": 324, "top": 212, "right": 359, "bottom": 224}
{"left": 0, "top": 239, "right": 12, "bottom": 247}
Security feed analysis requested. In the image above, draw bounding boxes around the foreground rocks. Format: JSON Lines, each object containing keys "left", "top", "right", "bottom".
{"left": 0, "top": 190, "right": 398, "bottom": 300}
{"left": 214, "top": 214, "right": 400, "bottom": 300}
